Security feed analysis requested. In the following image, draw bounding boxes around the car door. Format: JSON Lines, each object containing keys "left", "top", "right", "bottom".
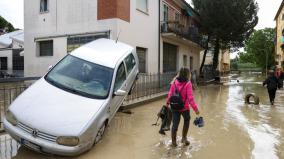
{"left": 109, "top": 62, "right": 127, "bottom": 119}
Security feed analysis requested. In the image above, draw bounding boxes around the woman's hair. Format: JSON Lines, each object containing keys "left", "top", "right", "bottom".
{"left": 178, "top": 67, "right": 190, "bottom": 81}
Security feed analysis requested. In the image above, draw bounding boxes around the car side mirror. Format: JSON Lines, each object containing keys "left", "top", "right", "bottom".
{"left": 114, "top": 89, "right": 127, "bottom": 96}
{"left": 48, "top": 65, "right": 53, "bottom": 71}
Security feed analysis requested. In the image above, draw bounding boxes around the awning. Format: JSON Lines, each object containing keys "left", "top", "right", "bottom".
{"left": 187, "top": 10, "right": 193, "bottom": 17}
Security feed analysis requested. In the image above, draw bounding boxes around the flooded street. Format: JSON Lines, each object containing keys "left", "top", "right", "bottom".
{"left": 1, "top": 73, "right": 284, "bottom": 159}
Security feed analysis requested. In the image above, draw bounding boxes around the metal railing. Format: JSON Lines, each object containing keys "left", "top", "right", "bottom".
{"left": 124, "top": 73, "right": 176, "bottom": 103}
{"left": 0, "top": 78, "right": 39, "bottom": 132}
{"left": 0, "top": 135, "right": 19, "bottom": 159}
{"left": 161, "top": 21, "right": 207, "bottom": 48}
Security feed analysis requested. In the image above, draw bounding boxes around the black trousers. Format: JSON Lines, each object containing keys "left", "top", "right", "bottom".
{"left": 268, "top": 88, "right": 277, "bottom": 103}
{"left": 171, "top": 110, "right": 190, "bottom": 132}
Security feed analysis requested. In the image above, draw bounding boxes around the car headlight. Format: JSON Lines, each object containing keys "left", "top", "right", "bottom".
{"left": 6, "top": 110, "right": 18, "bottom": 126}
{"left": 56, "top": 136, "right": 79, "bottom": 146}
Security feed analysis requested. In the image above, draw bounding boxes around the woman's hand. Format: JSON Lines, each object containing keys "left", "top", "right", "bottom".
{"left": 196, "top": 110, "right": 200, "bottom": 116}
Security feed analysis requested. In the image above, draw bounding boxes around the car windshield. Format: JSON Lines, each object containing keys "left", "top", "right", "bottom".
{"left": 45, "top": 55, "right": 113, "bottom": 99}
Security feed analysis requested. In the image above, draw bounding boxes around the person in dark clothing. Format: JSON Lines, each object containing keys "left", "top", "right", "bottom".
{"left": 263, "top": 70, "right": 281, "bottom": 105}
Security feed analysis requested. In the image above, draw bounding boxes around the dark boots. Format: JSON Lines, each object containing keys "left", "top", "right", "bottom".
{"left": 181, "top": 123, "right": 190, "bottom": 145}
{"left": 171, "top": 131, "right": 177, "bottom": 147}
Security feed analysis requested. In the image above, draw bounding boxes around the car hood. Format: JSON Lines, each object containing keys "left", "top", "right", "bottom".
{"left": 9, "top": 78, "right": 107, "bottom": 136}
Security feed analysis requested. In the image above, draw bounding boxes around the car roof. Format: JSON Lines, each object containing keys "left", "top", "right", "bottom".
{"left": 70, "top": 38, "right": 133, "bottom": 68}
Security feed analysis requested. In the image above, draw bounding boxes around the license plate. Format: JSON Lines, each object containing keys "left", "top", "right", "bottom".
{"left": 20, "top": 138, "right": 41, "bottom": 151}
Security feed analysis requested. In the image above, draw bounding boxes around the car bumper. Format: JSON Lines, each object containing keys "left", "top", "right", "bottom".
{"left": 3, "top": 119, "right": 90, "bottom": 156}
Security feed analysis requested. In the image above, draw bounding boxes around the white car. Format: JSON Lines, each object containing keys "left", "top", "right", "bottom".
{"left": 4, "top": 39, "right": 139, "bottom": 156}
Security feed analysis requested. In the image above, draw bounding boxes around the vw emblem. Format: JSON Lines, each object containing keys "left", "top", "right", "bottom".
{"left": 32, "top": 129, "right": 39, "bottom": 137}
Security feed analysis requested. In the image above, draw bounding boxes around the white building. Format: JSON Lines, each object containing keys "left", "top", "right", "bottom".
{"left": 0, "top": 30, "right": 24, "bottom": 76}
{"left": 200, "top": 49, "right": 231, "bottom": 74}
{"left": 25, "top": 0, "right": 204, "bottom": 77}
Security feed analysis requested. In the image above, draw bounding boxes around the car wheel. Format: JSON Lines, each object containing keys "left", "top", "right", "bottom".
{"left": 94, "top": 123, "right": 106, "bottom": 144}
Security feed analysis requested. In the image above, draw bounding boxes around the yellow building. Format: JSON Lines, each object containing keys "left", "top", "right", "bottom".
{"left": 275, "top": 1, "right": 284, "bottom": 68}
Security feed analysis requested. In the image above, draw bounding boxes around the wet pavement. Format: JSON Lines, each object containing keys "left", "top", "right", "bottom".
{"left": 1, "top": 73, "right": 284, "bottom": 159}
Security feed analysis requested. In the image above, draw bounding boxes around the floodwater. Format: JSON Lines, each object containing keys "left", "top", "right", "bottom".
{"left": 1, "top": 73, "right": 284, "bottom": 159}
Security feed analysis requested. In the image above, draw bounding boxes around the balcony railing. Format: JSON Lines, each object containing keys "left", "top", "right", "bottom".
{"left": 161, "top": 21, "right": 207, "bottom": 48}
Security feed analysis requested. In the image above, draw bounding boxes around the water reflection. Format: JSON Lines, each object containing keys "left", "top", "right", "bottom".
{"left": 0, "top": 73, "right": 283, "bottom": 159}
{"left": 226, "top": 75, "right": 281, "bottom": 159}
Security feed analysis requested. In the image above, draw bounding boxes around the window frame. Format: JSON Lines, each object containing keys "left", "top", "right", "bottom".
{"left": 113, "top": 62, "right": 127, "bottom": 92}
{"left": 67, "top": 34, "right": 109, "bottom": 53}
{"left": 190, "top": 56, "right": 193, "bottom": 71}
{"left": 136, "top": 0, "right": 149, "bottom": 14}
{"left": 40, "top": 0, "right": 49, "bottom": 13}
{"left": 124, "top": 53, "right": 136, "bottom": 75}
{"left": 163, "top": 3, "right": 169, "bottom": 21}
{"left": 38, "top": 40, "right": 53, "bottom": 57}
{"left": 136, "top": 47, "right": 147, "bottom": 73}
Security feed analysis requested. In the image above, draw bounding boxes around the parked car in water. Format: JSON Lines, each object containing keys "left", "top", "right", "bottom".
{"left": 4, "top": 38, "right": 139, "bottom": 156}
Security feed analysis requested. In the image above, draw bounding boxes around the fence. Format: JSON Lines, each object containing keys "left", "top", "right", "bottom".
{"left": 0, "top": 135, "right": 19, "bottom": 159}
{"left": 0, "top": 77, "right": 39, "bottom": 132}
{"left": 124, "top": 73, "right": 176, "bottom": 103}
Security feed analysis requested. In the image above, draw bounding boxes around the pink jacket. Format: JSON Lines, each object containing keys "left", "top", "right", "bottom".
{"left": 166, "top": 79, "right": 199, "bottom": 113}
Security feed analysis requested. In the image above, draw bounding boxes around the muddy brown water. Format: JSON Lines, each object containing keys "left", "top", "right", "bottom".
{"left": 1, "top": 73, "right": 284, "bottom": 159}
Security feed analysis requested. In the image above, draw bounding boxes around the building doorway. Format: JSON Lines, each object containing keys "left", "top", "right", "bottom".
{"left": 163, "top": 42, "right": 177, "bottom": 73}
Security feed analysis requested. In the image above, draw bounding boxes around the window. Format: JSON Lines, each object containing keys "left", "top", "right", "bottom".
{"left": 40, "top": 0, "right": 48, "bottom": 13}
{"left": 124, "top": 54, "right": 136, "bottom": 74}
{"left": 136, "top": 0, "right": 148, "bottom": 13}
{"left": 163, "top": 4, "right": 169, "bottom": 21}
{"left": 45, "top": 55, "right": 113, "bottom": 99}
{"left": 136, "top": 47, "right": 147, "bottom": 73}
{"left": 39, "top": 40, "right": 53, "bottom": 56}
{"left": 0, "top": 57, "right": 8, "bottom": 70}
{"left": 12, "top": 49, "right": 24, "bottom": 70}
{"left": 190, "top": 56, "right": 193, "bottom": 70}
{"left": 175, "top": 12, "right": 180, "bottom": 21}
{"left": 183, "top": 55, "right": 188, "bottom": 67}
{"left": 114, "top": 63, "right": 126, "bottom": 92}
{"left": 67, "top": 34, "right": 108, "bottom": 53}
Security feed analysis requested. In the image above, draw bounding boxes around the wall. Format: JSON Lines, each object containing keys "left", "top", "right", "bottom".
{"left": 161, "top": 37, "right": 201, "bottom": 74}
{"left": 25, "top": 0, "right": 159, "bottom": 76}
{"left": 118, "top": 0, "right": 159, "bottom": 73}
{"left": 276, "top": 6, "right": 284, "bottom": 67}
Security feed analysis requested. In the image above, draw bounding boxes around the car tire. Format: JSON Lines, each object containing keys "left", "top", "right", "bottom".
{"left": 94, "top": 123, "right": 106, "bottom": 145}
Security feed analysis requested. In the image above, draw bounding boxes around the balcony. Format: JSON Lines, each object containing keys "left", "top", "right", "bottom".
{"left": 161, "top": 21, "right": 206, "bottom": 48}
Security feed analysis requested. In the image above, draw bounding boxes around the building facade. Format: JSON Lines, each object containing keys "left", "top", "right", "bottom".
{"left": 160, "top": 0, "right": 204, "bottom": 74}
{"left": 200, "top": 49, "right": 231, "bottom": 74}
{"left": 275, "top": 1, "right": 284, "bottom": 68}
{"left": 24, "top": 0, "right": 203, "bottom": 77}
{"left": 0, "top": 30, "right": 24, "bottom": 76}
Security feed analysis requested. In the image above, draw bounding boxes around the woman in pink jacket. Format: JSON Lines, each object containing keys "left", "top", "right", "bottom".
{"left": 166, "top": 67, "right": 200, "bottom": 146}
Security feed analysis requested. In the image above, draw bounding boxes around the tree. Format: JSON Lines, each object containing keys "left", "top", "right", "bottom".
{"left": 243, "top": 28, "right": 275, "bottom": 70}
{"left": 238, "top": 51, "right": 254, "bottom": 64}
{"left": 230, "top": 57, "right": 239, "bottom": 70}
{"left": 0, "top": 16, "right": 15, "bottom": 32}
{"left": 192, "top": 0, "right": 258, "bottom": 74}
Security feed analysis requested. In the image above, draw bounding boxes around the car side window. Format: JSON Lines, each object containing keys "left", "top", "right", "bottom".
{"left": 114, "top": 63, "right": 126, "bottom": 92}
{"left": 124, "top": 53, "right": 136, "bottom": 74}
